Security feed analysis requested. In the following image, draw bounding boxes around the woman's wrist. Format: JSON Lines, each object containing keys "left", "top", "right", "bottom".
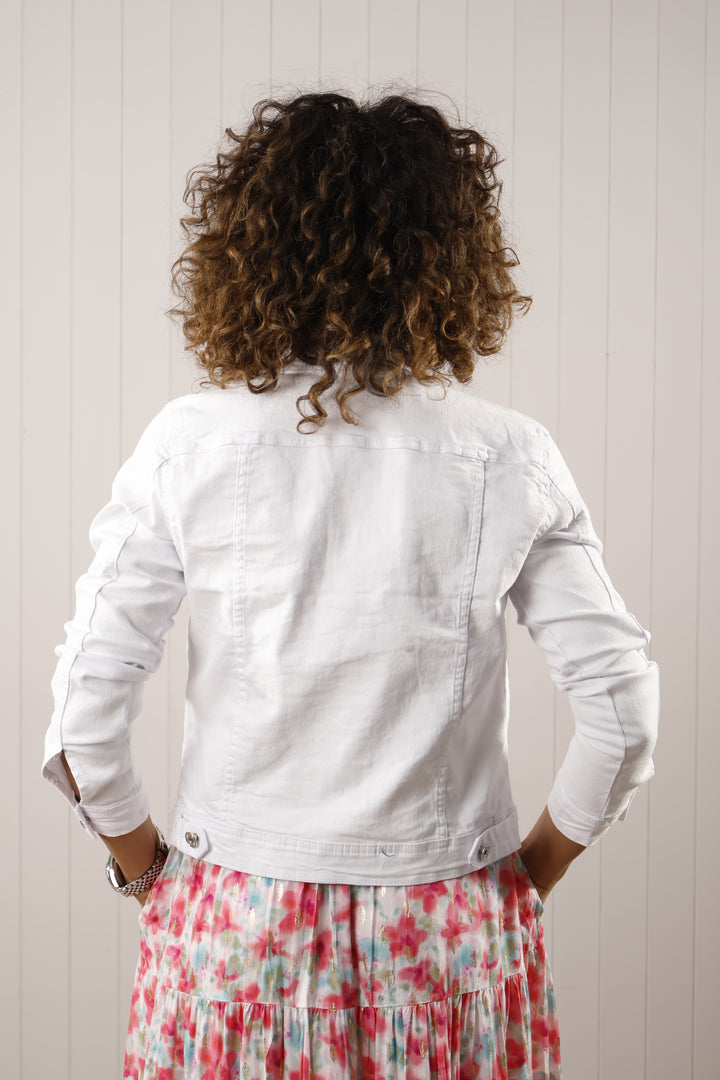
{"left": 100, "top": 815, "right": 160, "bottom": 888}
{"left": 519, "top": 805, "right": 586, "bottom": 896}
{"left": 60, "top": 754, "right": 158, "bottom": 905}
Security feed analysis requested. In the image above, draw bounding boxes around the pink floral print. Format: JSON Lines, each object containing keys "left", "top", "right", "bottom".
{"left": 124, "top": 846, "right": 561, "bottom": 1079}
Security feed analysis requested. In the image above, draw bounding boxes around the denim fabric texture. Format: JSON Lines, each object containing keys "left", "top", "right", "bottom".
{"left": 42, "top": 359, "right": 660, "bottom": 884}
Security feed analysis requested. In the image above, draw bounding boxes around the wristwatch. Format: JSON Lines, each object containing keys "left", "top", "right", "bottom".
{"left": 105, "top": 826, "right": 169, "bottom": 897}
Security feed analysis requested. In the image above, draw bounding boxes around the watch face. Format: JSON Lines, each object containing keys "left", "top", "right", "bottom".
{"left": 105, "top": 854, "right": 127, "bottom": 893}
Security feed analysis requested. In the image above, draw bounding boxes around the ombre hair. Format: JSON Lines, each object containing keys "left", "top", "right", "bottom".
{"left": 167, "top": 89, "right": 531, "bottom": 434}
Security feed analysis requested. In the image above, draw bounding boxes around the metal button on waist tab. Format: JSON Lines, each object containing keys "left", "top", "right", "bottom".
{"left": 177, "top": 820, "right": 210, "bottom": 858}
{"left": 467, "top": 833, "right": 493, "bottom": 866}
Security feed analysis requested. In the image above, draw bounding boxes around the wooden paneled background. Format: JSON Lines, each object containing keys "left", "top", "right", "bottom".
{"left": 1, "top": 1, "right": 717, "bottom": 1077}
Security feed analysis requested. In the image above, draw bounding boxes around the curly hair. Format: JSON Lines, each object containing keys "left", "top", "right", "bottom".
{"left": 166, "top": 88, "right": 531, "bottom": 434}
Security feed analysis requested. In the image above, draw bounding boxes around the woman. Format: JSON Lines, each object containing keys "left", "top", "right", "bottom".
{"left": 42, "top": 90, "right": 660, "bottom": 1079}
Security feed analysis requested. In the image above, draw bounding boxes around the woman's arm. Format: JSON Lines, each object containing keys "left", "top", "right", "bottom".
{"left": 61, "top": 752, "right": 157, "bottom": 906}
{"left": 508, "top": 427, "right": 659, "bottom": 853}
{"left": 519, "top": 804, "right": 586, "bottom": 902}
{"left": 42, "top": 402, "right": 186, "bottom": 860}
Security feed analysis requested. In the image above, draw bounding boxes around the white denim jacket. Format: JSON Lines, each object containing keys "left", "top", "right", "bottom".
{"left": 42, "top": 360, "right": 660, "bottom": 885}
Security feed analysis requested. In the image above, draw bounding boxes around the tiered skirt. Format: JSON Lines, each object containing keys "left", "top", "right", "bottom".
{"left": 124, "top": 846, "right": 561, "bottom": 1079}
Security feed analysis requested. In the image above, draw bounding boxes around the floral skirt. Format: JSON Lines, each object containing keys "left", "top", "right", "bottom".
{"left": 124, "top": 845, "right": 561, "bottom": 1079}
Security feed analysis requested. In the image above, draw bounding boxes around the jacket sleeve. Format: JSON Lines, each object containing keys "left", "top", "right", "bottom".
{"left": 508, "top": 426, "right": 660, "bottom": 847}
{"left": 41, "top": 402, "right": 186, "bottom": 839}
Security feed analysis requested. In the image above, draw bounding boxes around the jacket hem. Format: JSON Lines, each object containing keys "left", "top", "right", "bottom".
{"left": 167, "top": 801, "right": 521, "bottom": 885}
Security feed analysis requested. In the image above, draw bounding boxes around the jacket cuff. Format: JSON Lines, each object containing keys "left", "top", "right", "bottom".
{"left": 74, "top": 785, "right": 152, "bottom": 837}
{"left": 546, "top": 782, "right": 638, "bottom": 848}
{"left": 41, "top": 747, "right": 151, "bottom": 838}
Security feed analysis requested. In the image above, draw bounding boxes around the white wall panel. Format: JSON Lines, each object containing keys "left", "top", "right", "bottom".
{"left": 601, "top": 1, "right": 660, "bottom": 1077}
{"left": 224, "top": 0, "right": 272, "bottom": 125}
{"left": 7, "top": 2, "right": 717, "bottom": 1078}
{"left": 0, "top": 2, "right": 22, "bottom": 1075}
{"left": 69, "top": 5, "right": 125, "bottom": 1073}
{"left": 694, "top": 0, "right": 720, "bottom": 1068}
{"left": 271, "top": 0, "right": 321, "bottom": 92}
{"left": 320, "top": 0, "right": 369, "bottom": 92}
{"left": 418, "top": 0, "right": 469, "bottom": 117}
{"left": 20, "top": 2, "right": 73, "bottom": 1078}
{"left": 368, "top": 0, "right": 417, "bottom": 90}
{"left": 647, "top": 1, "right": 707, "bottom": 1077}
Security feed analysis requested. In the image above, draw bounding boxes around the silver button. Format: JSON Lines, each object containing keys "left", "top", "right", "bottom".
{"left": 184, "top": 831, "right": 200, "bottom": 848}
{"left": 467, "top": 835, "right": 493, "bottom": 866}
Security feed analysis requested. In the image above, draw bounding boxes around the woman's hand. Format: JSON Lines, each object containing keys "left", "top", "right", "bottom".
{"left": 527, "top": 876, "right": 551, "bottom": 905}
{"left": 517, "top": 860, "right": 552, "bottom": 904}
